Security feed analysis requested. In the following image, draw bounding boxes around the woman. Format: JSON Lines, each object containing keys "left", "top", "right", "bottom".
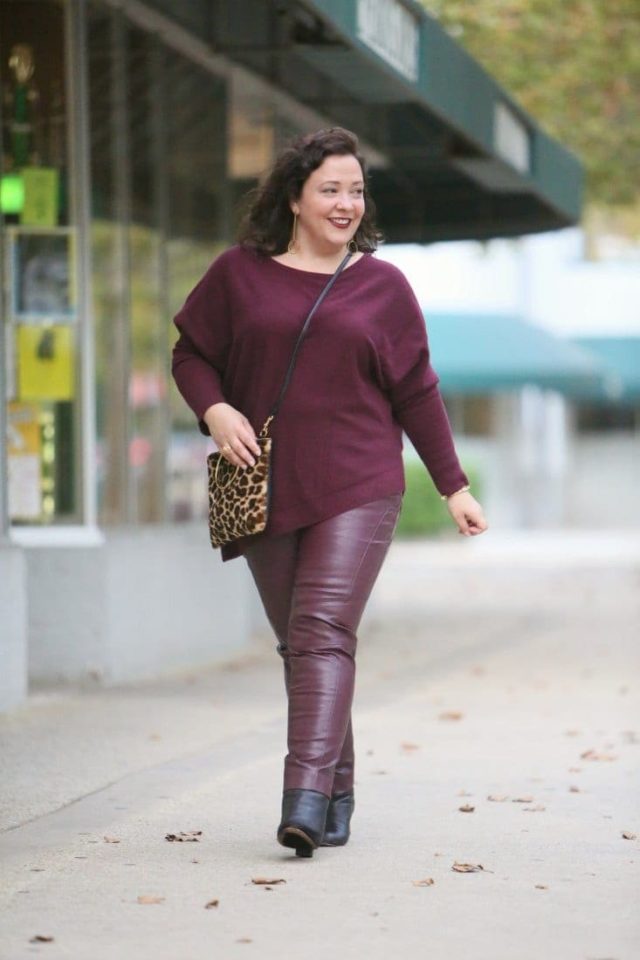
{"left": 171, "top": 127, "right": 488, "bottom": 859}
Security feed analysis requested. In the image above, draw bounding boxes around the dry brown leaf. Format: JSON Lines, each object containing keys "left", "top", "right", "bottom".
{"left": 165, "top": 831, "right": 202, "bottom": 842}
{"left": 103, "top": 836, "right": 121, "bottom": 843}
{"left": 29, "top": 935, "right": 54, "bottom": 943}
{"left": 622, "top": 831, "right": 637, "bottom": 840}
{"left": 205, "top": 899, "right": 219, "bottom": 909}
{"left": 512, "top": 796, "right": 534, "bottom": 803}
{"left": 251, "top": 877, "right": 287, "bottom": 885}
{"left": 439, "top": 711, "right": 463, "bottom": 721}
{"left": 487, "top": 794, "right": 509, "bottom": 802}
{"left": 400, "top": 742, "right": 420, "bottom": 751}
{"left": 569, "top": 785, "right": 581, "bottom": 793}
{"left": 580, "top": 748, "right": 617, "bottom": 762}
{"left": 534, "top": 884, "right": 548, "bottom": 890}
{"left": 137, "top": 895, "right": 165, "bottom": 904}
{"left": 236, "top": 938, "right": 253, "bottom": 943}
{"left": 452, "top": 861, "right": 485, "bottom": 873}
{"left": 412, "top": 877, "right": 435, "bottom": 886}
{"left": 459, "top": 804, "right": 475, "bottom": 813}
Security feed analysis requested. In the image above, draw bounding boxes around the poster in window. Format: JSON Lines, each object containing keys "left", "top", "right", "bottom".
{"left": 7, "top": 402, "right": 42, "bottom": 520}
{"left": 17, "top": 324, "right": 74, "bottom": 401}
{"left": 9, "top": 227, "right": 76, "bottom": 322}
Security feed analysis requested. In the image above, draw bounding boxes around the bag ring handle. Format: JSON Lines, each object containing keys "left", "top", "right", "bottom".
{"left": 214, "top": 454, "right": 239, "bottom": 489}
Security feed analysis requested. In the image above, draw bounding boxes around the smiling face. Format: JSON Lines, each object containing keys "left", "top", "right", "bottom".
{"left": 292, "top": 152, "right": 366, "bottom": 255}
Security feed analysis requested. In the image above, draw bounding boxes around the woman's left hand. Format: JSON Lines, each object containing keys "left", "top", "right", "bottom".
{"left": 446, "top": 491, "right": 488, "bottom": 537}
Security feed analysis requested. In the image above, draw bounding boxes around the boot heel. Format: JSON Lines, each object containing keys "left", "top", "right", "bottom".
{"left": 277, "top": 789, "right": 330, "bottom": 858}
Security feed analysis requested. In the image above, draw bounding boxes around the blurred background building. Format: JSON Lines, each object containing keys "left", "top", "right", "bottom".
{"left": 1, "top": 0, "right": 613, "bottom": 712}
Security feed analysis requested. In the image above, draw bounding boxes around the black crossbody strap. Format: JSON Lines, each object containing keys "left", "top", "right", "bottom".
{"left": 260, "top": 251, "right": 352, "bottom": 435}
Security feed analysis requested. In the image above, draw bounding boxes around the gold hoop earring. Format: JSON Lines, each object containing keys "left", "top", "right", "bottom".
{"left": 287, "top": 213, "right": 298, "bottom": 254}
{"left": 347, "top": 238, "right": 358, "bottom": 254}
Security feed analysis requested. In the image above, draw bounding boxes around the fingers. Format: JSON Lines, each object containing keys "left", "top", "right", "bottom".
{"left": 219, "top": 427, "right": 262, "bottom": 469}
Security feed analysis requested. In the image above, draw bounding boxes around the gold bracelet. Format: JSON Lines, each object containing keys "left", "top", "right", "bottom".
{"left": 440, "top": 484, "right": 470, "bottom": 501}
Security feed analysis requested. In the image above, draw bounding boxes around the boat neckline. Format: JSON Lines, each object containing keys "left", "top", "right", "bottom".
{"left": 265, "top": 251, "right": 371, "bottom": 277}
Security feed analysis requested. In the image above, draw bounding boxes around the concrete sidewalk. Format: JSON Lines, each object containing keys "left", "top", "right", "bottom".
{"left": 1, "top": 532, "right": 639, "bottom": 960}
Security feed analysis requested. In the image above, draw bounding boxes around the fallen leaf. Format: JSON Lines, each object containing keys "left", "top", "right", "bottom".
{"left": 165, "top": 831, "right": 202, "bottom": 842}
{"left": 569, "top": 785, "right": 581, "bottom": 793}
{"left": 439, "top": 711, "right": 463, "bottom": 721}
{"left": 29, "top": 935, "right": 54, "bottom": 943}
{"left": 512, "top": 796, "right": 534, "bottom": 803}
{"left": 622, "top": 831, "right": 637, "bottom": 840}
{"left": 452, "top": 862, "right": 485, "bottom": 873}
{"left": 487, "top": 794, "right": 509, "bottom": 802}
{"left": 148, "top": 734, "right": 162, "bottom": 741}
{"left": 236, "top": 938, "right": 253, "bottom": 943}
{"left": 534, "top": 884, "right": 548, "bottom": 890}
{"left": 137, "top": 895, "right": 165, "bottom": 904}
{"left": 412, "top": 877, "right": 435, "bottom": 886}
{"left": 564, "top": 729, "right": 581, "bottom": 737}
{"left": 251, "top": 877, "right": 286, "bottom": 885}
{"left": 400, "top": 742, "right": 420, "bottom": 751}
{"left": 205, "top": 899, "right": 220, "bottom": 909}
{"left": 580, "top": 749, "right": 617, "bottom": 762}
{"left": 459, "top": 804, "right": 475, "bottom": 813}
{"left": 104, "top": 836, "right": 121, "bottom": 843}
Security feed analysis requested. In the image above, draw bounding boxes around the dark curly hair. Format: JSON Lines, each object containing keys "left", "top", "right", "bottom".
{"left": 237, "top": 127, "right": 383, "bottom": 255}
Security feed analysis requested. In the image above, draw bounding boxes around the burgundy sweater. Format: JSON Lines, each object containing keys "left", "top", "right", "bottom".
{"left": 171, "top": 245, "right": 469, "bottom": 562}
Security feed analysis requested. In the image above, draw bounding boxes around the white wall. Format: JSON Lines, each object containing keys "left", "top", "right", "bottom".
{"left": 25, "top": 525, "right": 256, "bottom": 689}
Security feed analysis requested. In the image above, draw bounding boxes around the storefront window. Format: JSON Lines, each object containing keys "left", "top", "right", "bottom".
{"left": 87, "top": 2, "right": 228, "bottom": 525}
{"left": 1, "top": 0, "right": 80, "bottom": 525}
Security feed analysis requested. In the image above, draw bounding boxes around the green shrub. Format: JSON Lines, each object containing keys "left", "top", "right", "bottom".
{"left": 396, "top": 458, "right": 481, "bottom": 538}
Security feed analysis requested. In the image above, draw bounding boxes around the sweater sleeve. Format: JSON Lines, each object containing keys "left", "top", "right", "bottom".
{"left": 376, "top": 272, "right": 469, "bottom": 497}
{"left": 171, "top": 253, "right": 232, "bottom": 437}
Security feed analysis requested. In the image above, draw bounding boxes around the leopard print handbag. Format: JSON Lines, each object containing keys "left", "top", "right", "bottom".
{"left": 205, "top": 251, "right": 353, "bottom": 549}
{"left": 206, "top": 431, "right": 273, "bottom": 548}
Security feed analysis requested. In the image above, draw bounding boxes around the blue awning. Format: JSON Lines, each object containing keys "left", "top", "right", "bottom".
{"left": 570, "top": 337, "right": 640, "bottom": 403}
{"left": 425, "top": 313, "right": 606, "bottom": 395}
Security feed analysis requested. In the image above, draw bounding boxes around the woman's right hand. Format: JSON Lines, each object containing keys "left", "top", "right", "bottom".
{"left": 203, "top": 402, "right": 262, "bottom": 469}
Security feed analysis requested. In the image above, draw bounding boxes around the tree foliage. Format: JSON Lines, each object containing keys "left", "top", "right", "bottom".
{"left": 420, "top": 0, "right": 640, "bottom": 212}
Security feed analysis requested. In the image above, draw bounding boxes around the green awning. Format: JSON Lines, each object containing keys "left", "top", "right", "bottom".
{"left": 185, "top": 0, "right": 585, "bottom": 242}
{"left": 425, "top": 313, "right": 605, "bottom": 395}
{"left": 571, "top": 337, "right": 640, "bottom": 403}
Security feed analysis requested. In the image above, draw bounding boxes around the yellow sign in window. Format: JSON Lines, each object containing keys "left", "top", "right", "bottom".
{"left": 17, "top": 325, "right": 75, "bottom": 401}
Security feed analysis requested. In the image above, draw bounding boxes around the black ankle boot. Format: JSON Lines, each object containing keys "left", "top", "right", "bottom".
{"left": 319, "top": 790, "right": 355, "bottom": 846}
{"left": 277, "top": 788, "right": 330, "bottom": 858}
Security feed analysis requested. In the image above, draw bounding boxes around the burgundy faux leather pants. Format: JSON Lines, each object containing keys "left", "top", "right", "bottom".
{"left": 243, "top": 493, "right": 402, "bottom": 799}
